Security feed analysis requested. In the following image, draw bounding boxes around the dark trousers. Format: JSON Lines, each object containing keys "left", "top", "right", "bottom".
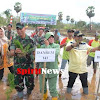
{"left": 0, "top": 66, "right": 14, "bottom": 80}
{"left": 67, "top": 72, "right": 88, "bottom": 88}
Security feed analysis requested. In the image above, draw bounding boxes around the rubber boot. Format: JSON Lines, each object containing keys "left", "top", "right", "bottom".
{"left": 43, "top": 91, "right": 48, "bottom": 100}
{"left": 52, "top": 97, "right": 58, "bottom": 100}
{"left": 83, "top": 88, "right": 88, "bottom": 95}
{"left": 17, "top": 91, "right": 23, "bottom": 98}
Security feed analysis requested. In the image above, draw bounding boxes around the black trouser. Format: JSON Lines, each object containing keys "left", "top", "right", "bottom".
{"left": 67, "top": 72, "right": 88, "bottom": 88}
{"left": 0, "top": 66, "right": 14, "bottom": 80}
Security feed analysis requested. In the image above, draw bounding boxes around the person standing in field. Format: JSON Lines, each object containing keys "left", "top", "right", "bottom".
{"left": 66, "top": 31, "right": 100, "bottom": 96}
{"left": 59, "top": 29, "right": 74, "bottom": 77}
{"left": 39, "top": 32, "right": 60, "bottom": 100}
{"left": 34, "top": 28, "right": 45, "bottom": 47}
{"left": 10, "top": 23, "right": 36, "bottom": 99}
{"left": 5, "top": 24, "right": 15, "bottom": 40}
{"left": 87, "top": 32, "right": 100, "bottom": 74}
{"left": 54, "top": 29, "right": 60, "bottom": 44}
{"left": 31, "top": 28, "right": 38, "bottom": 38}
{"left": 0, "top": 27, "right": 13, "bottom": 80}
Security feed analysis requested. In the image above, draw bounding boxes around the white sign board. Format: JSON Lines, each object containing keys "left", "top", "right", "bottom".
{"left": 94, "top": 51, "right": 100, "bottom": 62}
{"left": 35, "top": 48, "right": 55, "bottom": 62}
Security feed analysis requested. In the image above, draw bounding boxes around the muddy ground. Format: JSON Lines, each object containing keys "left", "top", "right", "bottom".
{"left": 0, "top": 61, "right": 100, "bottom": 100}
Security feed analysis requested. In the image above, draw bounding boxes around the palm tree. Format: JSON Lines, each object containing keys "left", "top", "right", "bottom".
{"left": 3, "top": 9, "right": 12, "bottom": 23}
{"left": 14, "top": 2, "right": 22, "bottom": 16}
{"left": 70, "top": 18, "right": 74, "bottom": 24}
{"left": 58, "top": 12, "right": 63, "bottom": 22}
{"left": 66, "top": 16, "right": 70, "bottom": 24}
{"left": 86, "top": 6, "right": 95, "bottom": 30}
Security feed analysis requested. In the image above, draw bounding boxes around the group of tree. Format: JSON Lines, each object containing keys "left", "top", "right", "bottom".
{"left": 57, "top": 6, "right": 95, "bottom": 30}
{"left": 0, "top": 3, "right": 98, "bottom": 31}
{"left": 58, "top": 12, "right": 75, "bottom": 24}
{"left": 0, "top": 2, "right": 22, "bottom": 26}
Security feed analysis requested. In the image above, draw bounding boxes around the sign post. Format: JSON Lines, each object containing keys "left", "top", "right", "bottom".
{"left": 94, "top": 51, "right": 100, "bottom": 100}
{"left": 35, "top": 48, "right": 55, "bottom": 100}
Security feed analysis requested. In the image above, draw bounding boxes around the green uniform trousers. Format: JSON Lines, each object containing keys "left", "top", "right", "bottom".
{"left": 39, "top": 75, "right": 58, "bottom": 97}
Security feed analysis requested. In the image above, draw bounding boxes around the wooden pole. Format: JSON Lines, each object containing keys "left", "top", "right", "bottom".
{"left": 34, "top": 60, "right": 36, "bottom": 77}
{"left": 41, "top": 62, "right": 46, "bottom": 100}
{"left": 95, "top": 67, "right": 100, "bottom": 100}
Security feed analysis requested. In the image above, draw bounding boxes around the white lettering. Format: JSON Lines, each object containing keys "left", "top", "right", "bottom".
{"left": 47, "top": 69, "right": 52, "bottom": 74}
{"left": 41, "top": 68, "right": 47, "bottom": 74}
{"left": 52, "top": 69, "right": 59, "bottom": 74}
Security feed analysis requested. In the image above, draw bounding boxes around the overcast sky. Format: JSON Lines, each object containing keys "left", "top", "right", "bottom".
{"left": 0, "top": 0, "right": 99, "bottom": 23}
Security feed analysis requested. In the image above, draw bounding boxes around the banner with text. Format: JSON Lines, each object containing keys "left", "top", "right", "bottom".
{"left": 20, "top": 12, "right": 56, "bottom": 25}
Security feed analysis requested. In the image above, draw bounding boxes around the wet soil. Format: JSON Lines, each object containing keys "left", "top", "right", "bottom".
{"left": 0, "top": 63, "right": 100, "bottom": 100}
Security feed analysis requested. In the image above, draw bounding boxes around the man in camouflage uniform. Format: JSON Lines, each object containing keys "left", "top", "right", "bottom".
{"left": 34, "top": 28, "right": 45, "bottom": 73}
{"left": 34, "top": 28, "right": 45, "bottom": 47}
{"left": 5, "top": 24, "right": 15, "bottom": 40}
{"left": 10, "top": 23, "right": 36, "bottom": 99}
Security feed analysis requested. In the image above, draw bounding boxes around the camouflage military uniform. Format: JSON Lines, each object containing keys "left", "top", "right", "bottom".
{"left": 34, "top": 34, "right": 45, "bottom": 69}
{"left": 5, "top": 30, "right": 15, "bottom": 40}
{"left": 10, "top": 34, "right": 36, "bottom": 92}
{"left": 34, "top": 34, "right": 44, "bottom": 47}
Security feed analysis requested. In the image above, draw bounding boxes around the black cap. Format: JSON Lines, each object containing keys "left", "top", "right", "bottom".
{"left": 74, "top": 31, "right": 85, "bottom": 37}
{"left": 67, "top": 29, "right": 74, "bottom": 33}
{"left": 16, "top": 23, "right": 24, "bottom": 29}
{"left": 55, "top": 29, "right": 58, "bottom": 32}
{"left": 45, "top": 27, "right": 50, "bottom": 32}
{"left": 7, "top": 24, "right": 12, "bottom": 27}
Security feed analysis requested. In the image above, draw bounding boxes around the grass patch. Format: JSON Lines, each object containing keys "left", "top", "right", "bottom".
{"left": 5, "top": 73, "right": 15, "bottom": 100}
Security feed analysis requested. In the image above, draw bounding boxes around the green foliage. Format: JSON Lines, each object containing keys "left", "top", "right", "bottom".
{"left": 14, "top": 2, "right": 22, "bottom": 13}
{"left": 3, "top": 9, "right": 12, "bottom": 24}
{"left": 37, "top": 44, "right": 41, "bottom": 48}
{"left": 0, "top": 15, "right": 6, "bottom": 26}
{"left": 66, "top": 15, "right": 70, "bottom": 22}
{"left": 14, "top": 40, "right": 24, "bottom": 51}
{"left": 5, "top": 73, "right": 15, "bottom": 100}
{"left": 13, "top": 40, "right": 33, "bottom": 54}
{"left": 86, "top": 6, "right": 95, "bottom": 18}
{"left": 55, "top": 40, "right": 60, "bottom": 44}
{"left": 75, "top": 21, "right": 86, "bottom": 30}
{"left": 3, "top": 9, "right": 12, "bottom": 18}
{"left": 70, "top": 18, "right": 74, "bottom": 24}
{"left": 58, "top": 12, "right": 63, "bottom": 22}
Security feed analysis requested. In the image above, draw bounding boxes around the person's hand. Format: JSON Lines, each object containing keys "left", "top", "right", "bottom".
{"left": 44, "top": 39, "right": 49, "bottom": 46}
{"left": 15, "top": 48, "right": 22, "bottom": 54}
{"left": 63, "top": 42, "right": 67, "bottom": 46}
{"left": 73, "top": 42, "right": 79, "bottom": 47}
